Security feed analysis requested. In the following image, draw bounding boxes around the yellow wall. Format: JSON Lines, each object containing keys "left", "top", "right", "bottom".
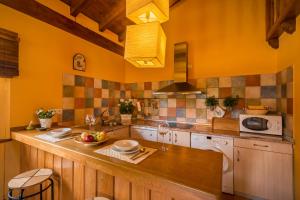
{"left": 277, "top": 17, "right": 300, "bottom": 200}
{"left": 0, "top": 4, "right": 125, "bottom": 127}
{"left": 124, "top": 0, "right": 277, "bottom": 82}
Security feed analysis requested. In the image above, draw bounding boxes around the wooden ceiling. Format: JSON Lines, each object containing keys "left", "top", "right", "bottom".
{"left": 61, "top": 0, "right": 181, "bottom": 42}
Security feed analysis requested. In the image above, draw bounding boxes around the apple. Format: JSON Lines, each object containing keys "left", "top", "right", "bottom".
{"left": 96, "top": 132, "right": 106, "bottom": 141}
{"left": 84, "top": 135, "right": 94, "bottom": 142}
{"left": 81, "top": 132, "right": 89, "bottom": 140}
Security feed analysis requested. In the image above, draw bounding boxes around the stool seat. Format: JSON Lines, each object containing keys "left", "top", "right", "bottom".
{"left": 8, "top": 168, "right": 53, "bottom": 189}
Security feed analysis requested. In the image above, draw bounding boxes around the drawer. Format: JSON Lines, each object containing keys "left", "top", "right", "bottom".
{"left": 131, "top": 127, "right": 158, "bottom": 142}
{"left": 234, "top": 138, "right": 293, "bottom": 154}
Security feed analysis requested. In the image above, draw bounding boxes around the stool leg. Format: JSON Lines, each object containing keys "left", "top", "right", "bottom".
{"left": 40, "top": 184, "right": 43, "bottom": 200}
{"left": 50, "top": 179, "right": 54, "bottom": 200}
{"left": 19, "top": 189, "right": 24, "bottom": 200}
{"left": 8, "top": 189, "right": 12, "bottom": 200}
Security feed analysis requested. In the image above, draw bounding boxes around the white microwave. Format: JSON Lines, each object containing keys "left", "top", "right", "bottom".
{"left": 239, "top": 114, "right": 282, "bottom": 136}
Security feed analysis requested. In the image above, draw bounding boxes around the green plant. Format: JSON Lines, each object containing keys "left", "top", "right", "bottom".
{"left": 223, "top": 96, "right": 239, "bottom": 110}
{"left": 119, "top": 99, "right": 135, "bottom": 114}
{"left": 205, "top": 96, "right": 219, "bottom": 110}
{"left": 36, "top": 108, "right": 56, "bottom": 119}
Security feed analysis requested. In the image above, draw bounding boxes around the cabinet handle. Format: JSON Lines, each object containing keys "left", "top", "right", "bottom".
{"left": 237, "top": 150, "right": 240, "bottom": 162}
{"left": 175, "top": 133, "right": 177, "bottom": 143}
{"left": 253, "top": 144, "right": 269, "bottom": 148}
{"left": 169, "top": 133, "right": 172, "bottom": 142}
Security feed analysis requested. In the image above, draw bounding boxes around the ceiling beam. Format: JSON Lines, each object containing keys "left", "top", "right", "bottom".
{"left": 0, "top": 0, "right": 124, "bottom": 56}
{"left": 99, "top": 0, "right": 125, "bottom": 32}
{"left": 70, "top": 0, "right": 92, "bottom": 17}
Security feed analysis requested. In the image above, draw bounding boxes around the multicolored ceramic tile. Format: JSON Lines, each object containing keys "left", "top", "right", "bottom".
{"left": 261, "top": 86, "right": 276, "bottom": 98}
{"left": 176, "top": 108, "right": 186, "bottom": 118}
{"left": 94, "top": 79, "right": 102, "bottom": 88}
{"left": 196, "top": 99, "right": 206, "bottom": 109}
{"left": 186, "top": 108, "right": 196, "bottom": 118}
{"left": 207, "top": 88, "right": 219, "bottom": 98}
{"left": 62, "top": 98, "right": 74, "bottom": 109}
{"left": 219, "top": 77, "right": 232, "bottom": 88}
{"left": 196, "top": 108, "right": 207, "bottom": 119}
{"left": 176, "top": 99, "right": 186, "bottom": 108}
{"left": 196, "top": 78, "right": 206, "bottom": 88}
{"left": 75, "top": 75, "right": 85, "bottom": 86}
{"left": 206, "top": 78, "right": 219, "bottom": 88}
{"left": 167, "top": 108, "right": 176, "bottom": 117}
{"left": 246, "top": 98, "right": 261, "bottom": 106}
{"left": 63, "top": 74, "right": 75, "bottom": 86}
{"left": 63, "top": 86, "right": 74, "bottom": 97}
{"left": 168, "top": 99, "right": 176, "bottom": 107}
{"left": 75, "top": 98, "right": 85, "bottom": 109}
{"left": 246, "top": 75, "right": 260, "bottom": 86}
{"left": 74, "top": 87, "right": 85, "bottom": 98}
{"left": 186, "top": 99, "right": 196, "bottom": 108}
{"left": 219, "top": 88, "right": 231, "bottom": 98}
{"left": 231, "top": 76, "right": 245, "bottom": 87}
{"left": 232, "top": 87, "right": 245, "bottom": 98}
{"left": 260, "top": 74, "right": 276, "bottom": 86}
{"left": 245, "top": 87, "right": 260, "bottom": 98}
{"left": 159, "top": 99, "right": 168, "bottom": 108}
{"left": 261, "top": 99, "right": 277, "bottom": 111}
{"left": 62, "top": 109, "right": 74, "bottom": 122}
{"left": 287, "top": 98, "right": 293, "bottom": 114}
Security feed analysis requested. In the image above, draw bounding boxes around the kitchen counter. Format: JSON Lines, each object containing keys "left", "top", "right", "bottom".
{"left": 11, "top": 129, "right": 223, "bottom": 200}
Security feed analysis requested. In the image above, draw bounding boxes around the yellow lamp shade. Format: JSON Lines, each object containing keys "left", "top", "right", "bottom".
{"left": 124, "top": 22, "right": 166, "bottom": 68}
{"left": 126, "top": 0, "right": 169, "bottom": 24}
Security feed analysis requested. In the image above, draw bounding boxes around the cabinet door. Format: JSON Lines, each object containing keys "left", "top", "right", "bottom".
{"left": 108, "top": 127, "right": 129, "bottom": 139}
{"left": 172, "top": 131, "right": 190, "bottom": 147}
{"left": 157, "top": 131, "right": 173, "bottom": 144}
{"left": 131, "top": 128, "right": 157, "bottom": 142}
{"left": 234, "top": 147, "right": 293, "bottom": 200}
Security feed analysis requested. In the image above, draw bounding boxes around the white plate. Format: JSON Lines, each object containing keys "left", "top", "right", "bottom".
{"left": 113, "top": 140, "right": 139, "bottom": 151}
{"left": 48, "top": 128, "right": 72, "bottom": 138}
{"left": 111, "top": 145, "right": 140, "bottom": 154}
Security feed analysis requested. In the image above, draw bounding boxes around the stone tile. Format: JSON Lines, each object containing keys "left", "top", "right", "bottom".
{"left": 281, "top": 84, "right": 287, "bottom": 98}
{"left": 186, "top": 108, "right": 196, "bottom": 118}
{"left": 102, "top": 99, "right": 109, "bottom": 107}
{"left": 287, "top": 66, "right": 293, "bottom": 83}
{"left": 94, "top": 108, "right": 101, "bottom": 117}
{"left": 85, "top": 77, "right": 94, "bottom": 88}
{"left": 219, "top": 88, "right": 232, "bottom": 98}
{"left": 102, "top": 89, "right": 109, "bottom": 98}
{"left": 261, "top": 86, "right": 276, "bottom": 98}
{"left": 196, "top": 78, "right": 206, "bottom": 88}
{"left": 74, "top": 109, "right": 84, "bottom": 124}
{"left": 167, "top": 108, "right": 176, "bottom": 117}
{"left": 186, "top": 99, "right": 196, "bottom": 108}
{"left": 62, "top": 97, "right": 74, "bottom": 109}
{"left": 176, "top": 99, "right": 186, "bottom": 108}
{"left": 75, "top": 75, "right": 85, "bottom": 86}
{"left": 159, "top": 108, "right": 167, "bottom": 116}
{"left": 137, "top": 82, "right": 144, "bottom": 90}
{"left": 176, "top": 108, "right": 186, "bottom": 118}
{"left": 159, "top": 99, "right": 168, "bottom": 108}
{"left": 287, "top": 98, "right": 293, "bottom": 114}
{"left": 144, "top": 90, "right": 152, "bottom": 98}
{"left": 196, "top": 108, "right": 207, "bottom": 119}
{"left": 63, "top": 86, "right": 74, "bottom": 97}
{"left": 144, "top": 82, "right": 152, "bottom": 90}
{"left": 260, "top": 74, "right": 276, "bottom": 86}
{"left": 94, "top": 98, "right": 101, "bottom": 108}
{"left": 74, "top": 86, "right": 85, "bottom": 98}
{"left": 246, "top": 75, "right": 260, "bottom": 86}
{"left": 261, "top": 99, "right": 277, "bottom": 111}
{"left": 246, "top": 99, "right": 261, "bottom": 106}
{"left": 152, "top": 82, "right": 159, "bottom": 90}
{"left": 84, "top": 108, "right": 94, "bottom": 116}
{"left": 62, "top": 109, "right": 74, "bottom": 122}
{"left": 168, "top": 99, "right": 176, "bottom": 107}
{"left": 196, "top": 99, "right": 206, "bottom": 109}
{"left": 245, "top": 87, "right": 261, "bottom": 98}
{"left": 207, "top": 88, "right": 219, "bottom": 98}
{"left": 85, "top": 88, "right": 94, "bottom": 98}
{"left": 232, "top": 87, "right": 245, "bottom": 98}
{"left": 94, "top": 88, "right": 102, "bottom": 98}
{"left": 206, "top": 77, "right": 219, "bottom": 88}
{"left": 94, "top": 79, "right": 102, "bottom": 88}
{"left": 232, "top": 76, "right": 246, "bottom": 87}
{"left": 108, "top": 82, "right": 115, "bottom": 90}
{"left": 102, "top": 80, "right": 108, "bottom": 89}
{"left": 63, "top": 74, "right": 74, "bottom": 86}
{"left": 74, "top": 98, "right": 85, "bottom": 109}
{"left": 287, "top": 82, "right": 293, "bottom": 98}
{"left": 219, "top": 77, "right": 232, "bottom": 88}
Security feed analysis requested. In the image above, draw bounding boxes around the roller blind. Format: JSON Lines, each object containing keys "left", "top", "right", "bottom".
{"left": 0, "top": 28, "right": 19, "bottom": 77}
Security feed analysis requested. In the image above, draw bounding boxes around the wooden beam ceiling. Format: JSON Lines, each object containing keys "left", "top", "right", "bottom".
{"left": 0, "top": 0, "right": 124, "bottom": 56}
{"left": 70, "top": 0, "right": 92, "bottom": 17}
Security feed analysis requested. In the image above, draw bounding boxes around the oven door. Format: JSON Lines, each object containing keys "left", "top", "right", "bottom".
{"left": 241, "top": 117, "right": 270, "bottom": 131}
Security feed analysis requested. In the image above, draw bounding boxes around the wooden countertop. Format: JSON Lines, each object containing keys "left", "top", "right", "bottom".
{"left": 11, "top": 129, "right": 223, "bottom": 199}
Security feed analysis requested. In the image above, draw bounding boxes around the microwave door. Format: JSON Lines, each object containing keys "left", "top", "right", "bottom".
{"left": 242, "top": 117, "right": 269, "bottom": 131}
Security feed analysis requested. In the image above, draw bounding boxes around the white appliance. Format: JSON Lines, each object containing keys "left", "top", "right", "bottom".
{"left": 239, "top": 114, "right": 282, "bottom": 136}
{"left": 191, "top": 133, "right": 234, "bottom": 194}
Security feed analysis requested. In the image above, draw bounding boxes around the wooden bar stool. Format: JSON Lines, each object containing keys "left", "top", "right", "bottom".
{"left": 8, "top": 168, "right": 54, "bottom": 200}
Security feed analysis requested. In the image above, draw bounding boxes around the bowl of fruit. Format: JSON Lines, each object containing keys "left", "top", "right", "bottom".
{"left": 74, "top": 131, "right": 108, "bottom": 146}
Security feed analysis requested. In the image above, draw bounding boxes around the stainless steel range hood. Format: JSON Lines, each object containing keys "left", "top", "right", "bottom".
{"left": 153, "top": 42, "right": 203, "bottom": 95}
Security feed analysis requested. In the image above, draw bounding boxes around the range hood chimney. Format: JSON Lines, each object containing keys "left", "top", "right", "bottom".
{"left": 153, "top": 42, "right": 203, "bottom": 95}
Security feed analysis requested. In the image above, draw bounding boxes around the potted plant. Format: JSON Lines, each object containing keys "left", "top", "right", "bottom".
{"left": 36, "top": 108, "right": 56, "bottom": 128}
{"left": 223, "top": 96, "right": 239, "bottom": 111}
{"left": 205, "top": 96, "right": 219, "bottom": 111}
{"left": 119, "top": 99, "right": 135, "bottom": 125}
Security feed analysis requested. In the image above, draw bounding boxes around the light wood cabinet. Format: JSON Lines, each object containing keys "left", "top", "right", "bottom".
{"left": 107, "top": 127, "right": 130, "bottom": 139}
{"left": 131, "top": 127, "right": 158, "bottom": 142}
{"left": 158, "top": 130, "right": 190, "bottom": 147}
{"left": 234, "top": 138, "right": 293, "bottom": 200}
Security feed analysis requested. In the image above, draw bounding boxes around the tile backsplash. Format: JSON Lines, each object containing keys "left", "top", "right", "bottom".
{"left": 62, "top": 66, "right": 293, "bottom": 138}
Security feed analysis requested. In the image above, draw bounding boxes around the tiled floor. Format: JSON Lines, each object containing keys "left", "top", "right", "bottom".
{"left": 222, "top": 193, "right": 249, "bottom": 200}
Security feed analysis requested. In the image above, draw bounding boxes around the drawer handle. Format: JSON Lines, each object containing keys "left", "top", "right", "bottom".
{"left": 237, "top": 150, "right": 240, "bottom": 162}
{"left": 253, "top": 144, "right": 269, "bottom": 148}
{"left": 175, "top": 133, "right": 177, "bottom": 143}
{"left": 169, "top": 133, "right": 172, "bottom": 142}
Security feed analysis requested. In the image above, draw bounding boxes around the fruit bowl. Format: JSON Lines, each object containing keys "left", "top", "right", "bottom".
{"left": 74, "top": 131, "right": 109, "bottom": 146}
{"left": 74, "top": 136, "right": 109, "bottom": 146}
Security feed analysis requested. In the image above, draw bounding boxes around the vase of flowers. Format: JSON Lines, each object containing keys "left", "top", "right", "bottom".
{"left": 36, "top": 108, "right": 56, "bottom": 128}
{"left": 119, "top": 99, "right": 135, "bottom": 125}
{"left": 205, "top": 96, "right": 219, "bottom": 111}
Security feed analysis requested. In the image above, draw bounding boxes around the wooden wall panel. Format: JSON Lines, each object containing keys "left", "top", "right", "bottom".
{"left": 73, "top": 162, "right": 84, "bottom": 200}
{"left": 85, "top": 167, "right": 97, "bottom": 200}
{"left": 97, "top": 170, "right": 114, "bottom": 199}
{"left": 0, "top": 143, "right": 4, "bottom": 200}
{"left": 114, "top": 176, "right": 130, "bottom": 200}
{"left": 53, "top": 155, "right": 62, "bottom": 200}
{"left": 132, "top": 183, "right": 150, "bottom": 200}
{"left": 44, "top": 152, "right": 54, "bottom": 200}
{"left": 61, "top": 158, "right": 73, "bottom": 200}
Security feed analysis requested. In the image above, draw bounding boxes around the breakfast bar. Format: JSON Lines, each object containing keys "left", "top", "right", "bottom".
{"left": 11, "top": 129, "right": 223, "bottom": 200}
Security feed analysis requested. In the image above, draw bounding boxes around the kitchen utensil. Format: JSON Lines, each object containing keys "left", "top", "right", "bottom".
{"left": 130, "top": 147, "right": 146, "bottom": 159}
{"left": 132, "top": 151, "right": 150, "bottom": 161}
